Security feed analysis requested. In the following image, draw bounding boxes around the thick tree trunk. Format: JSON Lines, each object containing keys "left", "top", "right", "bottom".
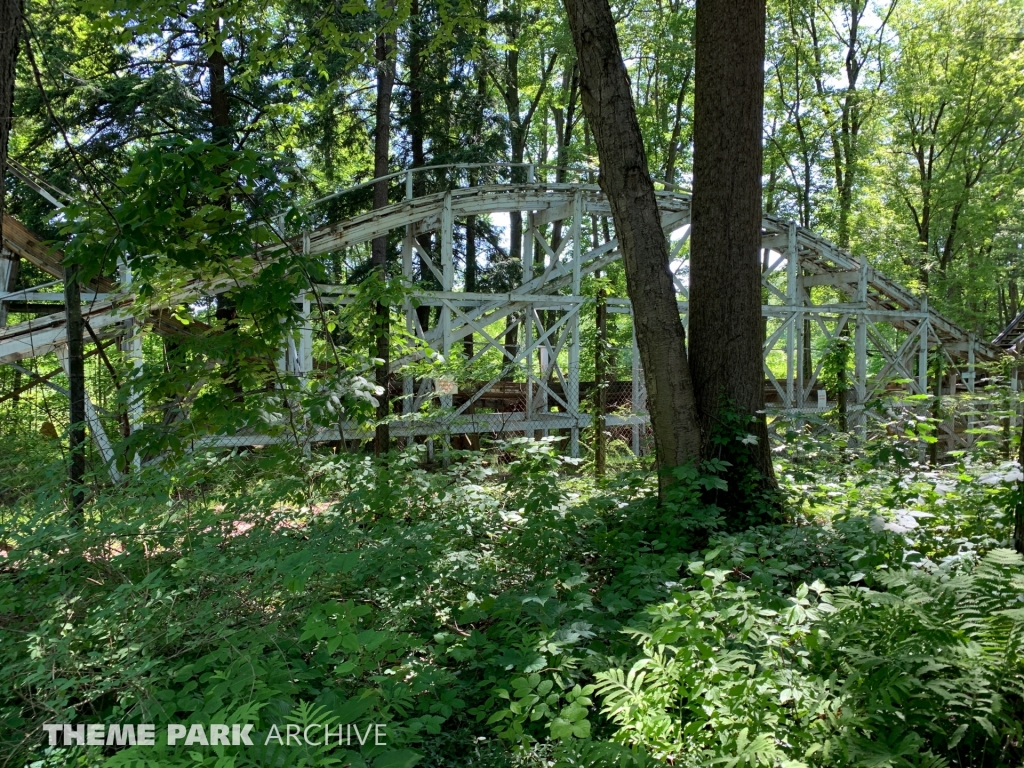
{"left": 0, "top": 0, "right": 23, "bottom": 240}
{"left": 690, "top": 0, "right": 777, "bottom": 501}
{"left": 64, "top": 263, "right": 86, "bottom": 517}
{"left": 372, "top": 23, "right": 396, "bottom": 456}
{"left": 563, "top": 0, "right": 701, "bottom": 490}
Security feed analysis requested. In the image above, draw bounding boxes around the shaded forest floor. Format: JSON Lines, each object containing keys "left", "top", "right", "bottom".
{"left": 1, "top": 427, "right": 1023, "bottom": 768}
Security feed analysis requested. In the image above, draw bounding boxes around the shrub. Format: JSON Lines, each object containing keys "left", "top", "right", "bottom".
{"left": 594, "top": 549, "right": 1024, "bottom": 767}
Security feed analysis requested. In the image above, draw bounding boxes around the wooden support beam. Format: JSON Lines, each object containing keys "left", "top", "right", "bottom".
{"left": 0, "top": 250, "right": 19, "bottom": 328}
{"left": 0, "top": 338, "right": 117, "bottom": 405}
{"left": 5, "top": 301, "right": 68, "bottom": 314}
{"left": 1, "top": 214, "right": 115, "bottom": 292}
{"left": 799, "top": 269, "right": 864, "bottom": 288}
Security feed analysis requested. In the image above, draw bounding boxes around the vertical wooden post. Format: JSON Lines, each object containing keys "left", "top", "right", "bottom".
{"left": 523, "top": 170, "right": 535, "bottom": 421}
{"left": 299, "top": 293, "right": 312, "bottom": 377}
{"left": 440, "top": 191, "right": 453, "bottom": 413}
{"left": 119, "top": 259, "right": 143, "bottom": 469}
{"left": 0, "top": 250, "right": 18, "bottom": 327}
{"left": 439, "top": 190, "right": 454, "bottom": 460}
{"left": 929, "top": 349, "right": 942, "bottom": 465}
{"left": 403, "top": 171, "right": 414, "bottom": 422}
{"left": 966, "top": 333, "right": 976, "bottom": 393}
{"left": 917, "top": 297, "right": 929, "bottom": 395}
{"left": 785, "top": 222, "right": 797, "bottom": 411}
{"left": 63, "top": 263, "right": 86, "bottom": 516}
{"left": 853, "top": 257, "right": 868, "bottom": 438}
{"left": 568, "top": 190, "right": 582, "bottom": 457}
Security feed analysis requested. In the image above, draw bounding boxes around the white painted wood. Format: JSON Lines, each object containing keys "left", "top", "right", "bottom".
{"left": 439, "top": 192, "right": 454, "bottom": 413}
{"left": 0, "top": 252, "right": 16, "bottom": 328}
{"left": 631, "top": 325, "right": 641, "bottom": 457}
{"left": 56, "top": 345, "right": 123, "bottom": 484}
{"left": 853, "top": 257, "right": 869, "bottom": 435}
{"left": 918, "top": 297, "right": 930, "bottom": 395}
{"left": 568, "top": 191, "right": 583, "bottom": 457}
{"left": 2, "top": 167, "right": 1002, "bottom": 453}
{"left": 785, "top": 222, "right": 798, "bottom": 410}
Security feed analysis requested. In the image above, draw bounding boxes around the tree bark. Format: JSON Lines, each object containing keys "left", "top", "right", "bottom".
{"left": 690, "top": 0, "right": 777, "bottom": 498}
{"left": 664, "top": 72, "right": 692, "bottom": 187}
{"left": 595, "top": 270, "right": 607, "bottom": 478}
{"left": 64, "top": 263, "right": 86, "bottom": 518}
{"left": 0, "top": 0, "right": 23, "bottom": 241}
{"left": 495, "top": 15, "right": 557, "bottom": 380}
{"left": 463, "top": 60, "right": 488, "bottom": 362}
{"left": 563, "top": 0, "right": 701, "bottom": 491}
{"left": 463, "top": 211, "right": 477, "bottom": 360}
{"left": 208, "top": 21, "right": 240, "bottom": 356}
{"left": 408, "top": 0, "right": 434, "bottom": 335}
{"left": 372, "top": 17, "right": 396, "bottom": 456}
{"left": 208, "top": 46, "right": 231, "bottom": 147}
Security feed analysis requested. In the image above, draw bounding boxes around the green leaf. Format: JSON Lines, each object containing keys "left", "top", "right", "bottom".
{"left": 372, "top": 749, "right": 421, "bottom": 768}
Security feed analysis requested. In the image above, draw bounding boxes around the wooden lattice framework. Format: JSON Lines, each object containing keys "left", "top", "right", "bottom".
{"left": 0, "top": 163, "right": 1005, "bottom": 477}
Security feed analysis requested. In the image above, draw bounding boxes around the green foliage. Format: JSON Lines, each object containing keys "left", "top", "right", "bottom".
{"left": 3, "top": 421, "right": 1024, "bottom": 767}
{"left": 595, "top": 548, "right": 1024, "bottom": 767}
{"left": 697, "top": 404, "right": 785, "bottom": 531}
{"left": 818, "top": 332, "right": 852, "bottom": 403}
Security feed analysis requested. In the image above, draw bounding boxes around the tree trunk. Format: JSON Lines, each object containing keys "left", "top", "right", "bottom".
{"left": 372, "top": 20, "right": 396, "bottom": 456}
{"left": 690, "top": 0, "right": 777, "bottom": 506}
{"left": 408, "top": 0, "right": 434, "bottom": 335}
{"left": 595, "top": 270, "right": 607, "bottom": 478}
{"left": 208, "top": 23, "right": 241, "bottom": 356}
{"left": 563, "top": 0, "right": 701, "bottom": 492}
{"left": 64, "top": 263, "right": 86, "bottom": 518}
{"left": 929, "top": 351, "right": 942, "bottom": 465}
{"left": 463, "top": 212, "right": 476, "bottom": 360}
{"left": 0, "top": 0, "right": 22, "bottom": 241}
{"left": 664, "top": 72, "right": 692, "bottom": 187}
{"left": 0, "top": 0, "right": 22, "bottom": 268}
{"left": 462, "top": 62, "right": 487, "bottom": 362}
{"left": 208, "top": 46, "right": 231, "bottom": 147}
{"left": 837, "top": 325, "right": 849, "bottom": 430}
{"left": 496, "top": 18, "right": 556, "bottom": 382}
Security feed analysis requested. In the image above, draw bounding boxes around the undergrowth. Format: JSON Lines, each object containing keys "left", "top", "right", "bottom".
{"left": 1, "top": 429, "right": 1022, "bottom": 768}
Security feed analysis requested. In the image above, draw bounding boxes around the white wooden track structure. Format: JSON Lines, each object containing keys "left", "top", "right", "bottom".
{"left": 0, "top": 162, "right": 1004, "bottom": 476}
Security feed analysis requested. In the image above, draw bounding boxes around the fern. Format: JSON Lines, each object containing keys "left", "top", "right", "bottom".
{"left": 593, "top": 550, "right": 1024, "bottom": 767}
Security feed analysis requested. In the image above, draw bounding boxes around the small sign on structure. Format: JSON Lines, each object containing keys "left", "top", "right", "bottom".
{"left": 435, "top": 377, "right": 457, "bottom": 396}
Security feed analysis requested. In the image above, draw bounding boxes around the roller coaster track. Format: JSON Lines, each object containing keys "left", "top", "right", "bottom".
{"left": 0, "top": 163, "right": 1011, "bottom": 476}
{"left": 0, "top": 180, "right": 998, "bottom": 366}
